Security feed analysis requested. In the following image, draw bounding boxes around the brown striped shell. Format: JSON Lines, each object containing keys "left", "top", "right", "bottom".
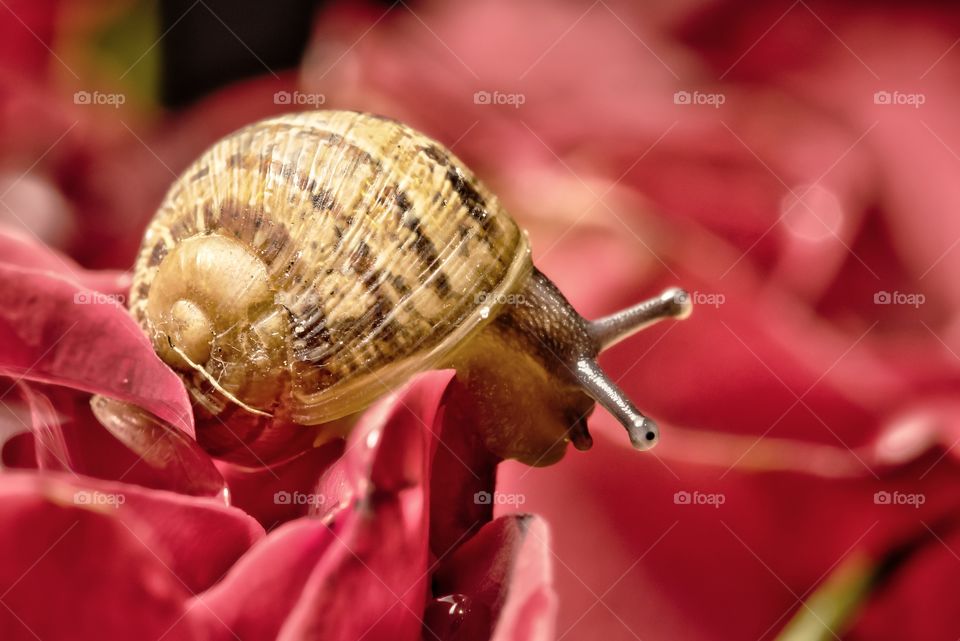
{"left": 130, "top": 111, "right": 531, "bottom": 436}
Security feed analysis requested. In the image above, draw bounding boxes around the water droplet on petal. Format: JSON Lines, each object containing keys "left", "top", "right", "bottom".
{"left": 423, "top": 593, "right": 491, "bottom": 641}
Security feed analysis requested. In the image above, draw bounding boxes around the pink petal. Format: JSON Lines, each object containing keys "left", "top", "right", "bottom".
{"left": 0, "top": 262, "right": 193, "bottom": 435}
{"left": 429, "top": 515, "right": 557, "bottom": 641}
{"left": 311, "top": 369, "right": 455, "bottom": 521}
{"left": 185, "top": 371, "right": 454, "bottom": 641}
{"left": 88, "top": 395, "right": 226, "bottom": 498}
{"left": 490, "top": 517, "right": 556, "bottom": 641}
{"left": 0, "top": 227, "right": 130, "bottom": 295}
{"left": 288, "top": 370, "right": 453, "bottom": 641}
{"left": 0, "top": 471, "right": 262, "bottom": 641}
{"left": 215, "top": 440, "right": 344, "bottom": 527}
{"left": 497, "top": 433, "right": 960, "bottom": 641}
{"left": 3, "top": 384, "right": 225, "bottom": 498}
{"left": 307, "top": 367, "right": 502, "bottom": 556}
{"left": 186, "top": 519, "right": 337, "bottom": 640}
{"left": 0, "top": 432, "right": 35, "bottom": 468}
{"left": 0, "top": 258, "right": 224, "bottom": 496}
{"left": 0, "top": 0, "right": 57, "bottom": 79}
{"left": 429, "top": 383, "right": 503, "bottom": 557}
{"left": 10, "top": 381, "right": 72, "bottom": 471}
{"left": 849, "top": 517, "right": 960, "bottom": 640}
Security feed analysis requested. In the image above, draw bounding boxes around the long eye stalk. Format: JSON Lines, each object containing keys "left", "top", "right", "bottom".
{"left": 588, "top": 287, "right": 692, "bottom": 350}
{"left": 575, "top": 287, "right": 692, "bottom": 450}
{"left": 574, "top": 358, "right": 660, "bottom": 450}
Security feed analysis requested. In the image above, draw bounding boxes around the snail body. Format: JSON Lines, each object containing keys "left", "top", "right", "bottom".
{"left": 124, "top": 111, "right": 690, "bottom": 466}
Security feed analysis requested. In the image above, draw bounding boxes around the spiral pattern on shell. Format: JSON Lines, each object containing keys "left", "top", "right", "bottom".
{"left": 129, "top": 111, "right": 531, "bottom": 435}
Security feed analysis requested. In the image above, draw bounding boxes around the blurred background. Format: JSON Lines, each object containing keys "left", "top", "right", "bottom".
{"left": 2, "top": 0, "right": 960, "bottom": 639}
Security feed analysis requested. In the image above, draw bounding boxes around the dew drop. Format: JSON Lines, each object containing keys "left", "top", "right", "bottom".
{"left": 422, "top": 593, "right": 491, "bottom": 641}
{"left": 479, "top": 306, "right": 490, "bottom": 320}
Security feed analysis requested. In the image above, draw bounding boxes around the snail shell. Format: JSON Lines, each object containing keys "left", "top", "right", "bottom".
{"left": 130, "top": 112, "right": 527, "bottom": 459}
{"left": 126, "top": 110, "right": 690, "bottom": 465}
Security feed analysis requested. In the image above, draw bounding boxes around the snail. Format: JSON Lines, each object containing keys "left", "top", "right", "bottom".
{"left": 112, "top": 110, "right": 691, "bottom": 467}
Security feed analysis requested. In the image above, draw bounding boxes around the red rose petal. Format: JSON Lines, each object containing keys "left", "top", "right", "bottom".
{"left": 311, "top": 369, "right": 455, "bottom": 521}
{"left": 0, "top": 431, "right": 35, "bottom": 468}
{"left": 0, "top": 262, "right": 192, "bottom": 434}
{"left": 429, "top": 385, "right": 502, "bottom": 557}
{"left": 0, "top": 226, "right": 130, "bottom": 295}
{"left": 489, "top": 517, "right": 556, "bottom": 641}
{"left": 10, "top": 381, "right": 72, "bottom": 471}
{"left": 72, "top": 478, "right": 263, "bottom": 595}
{"left": 497, "top": 432, "right": 960, "bottom": 641}
{"left": 88, "top": 395, "right": 226, "bottom": 498}
{"left": 0, "top": 0, "right": 57, "bottom": 79}
{"left": 184, "top": 371, "right": 455, "bottom": 641}
{"left": 216, "top": 439, "right": 344, "bottom": 527}
{"left": 308, "top": 369, "right": 502, "bottom": 558}
{"left": 430, "top": 515, "right": 557, "bottom": 641}
{"left": 185, "top": 519, "right": 338, "bottom": 641}
{"left": 280, "top": 370, "right": 454, "bottom": 641}
{"left": 0, "top": 257, "right": 227, "bottom": 497}
{"left": 0, "top": 471, "right": 262, "bottom": 641}
{"left": 3, "top": 384, "right": 225, "bottom": 498}
{"left": 848, "top": 517, "right": 960, "bottom": 640}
